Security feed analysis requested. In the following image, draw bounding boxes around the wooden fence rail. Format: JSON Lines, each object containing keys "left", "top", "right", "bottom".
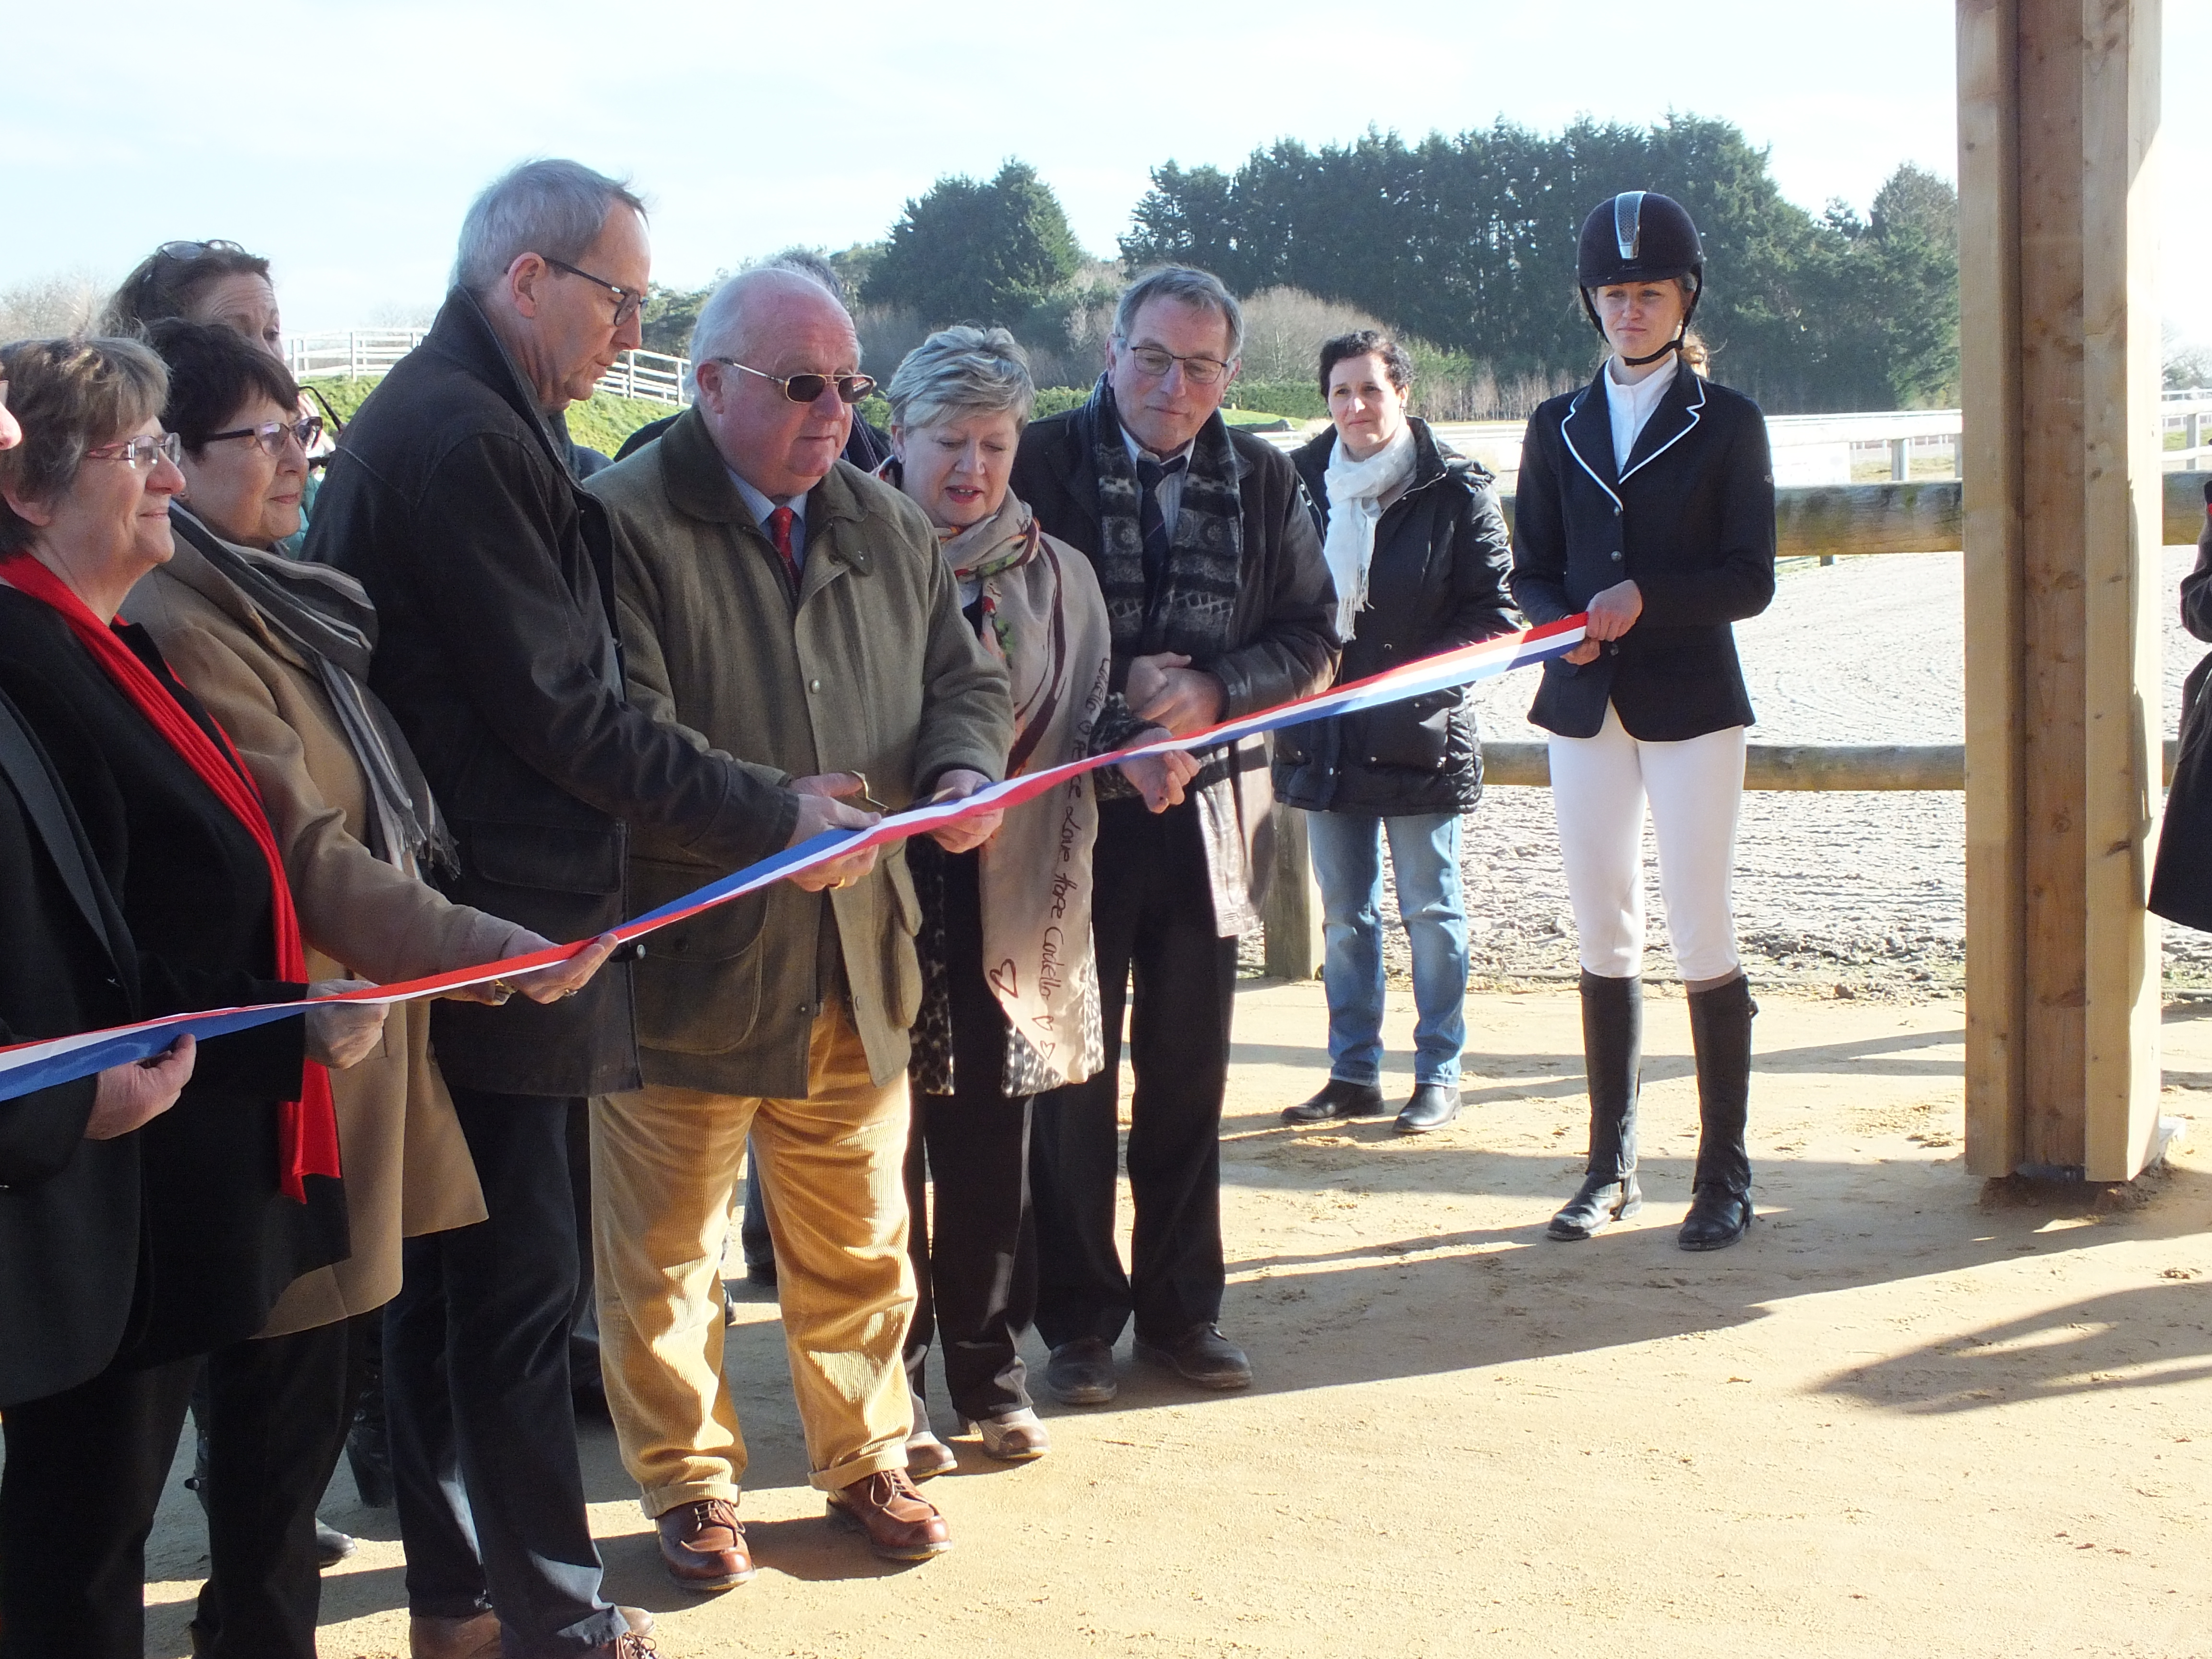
{"left": 1258, "top": 474, "right": 2209, "bottom": 979}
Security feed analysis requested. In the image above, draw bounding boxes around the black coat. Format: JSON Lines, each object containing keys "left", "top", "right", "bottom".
{"left": 1509, "top": 361, "right": 1776, "bottom": 741}
{"left": 307, "top": 289, "right": 799, "bottom": 1096}
{"left": 0, "top": 592, "right": 335, "bottom": 1370}
{"left": 0, "top": 688, "right": 143, "bottom": 1406}
{"left": 1273, "top": 419, "right": 1520, "bottom": 817}
{"left": 2149, "top": 480, "right": 2212, "bottom": 930}
{"left": 1009, "top": 406, "right": 1337, "bottom": 720}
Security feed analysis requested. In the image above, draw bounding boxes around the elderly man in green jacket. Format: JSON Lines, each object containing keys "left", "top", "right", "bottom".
{"left": 586, "top": 268, "right": 1011, "bottom": 1584}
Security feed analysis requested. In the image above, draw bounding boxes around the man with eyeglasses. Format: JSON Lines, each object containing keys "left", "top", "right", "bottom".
{"left": 582, "top": 266, "right": 1010, "bottom": 1582}
{"left": 308, "top": 163, "right": 876, "bottom": 1659}
{"left": 1009, "top": 265, "right": 1339, "bottom": 1406}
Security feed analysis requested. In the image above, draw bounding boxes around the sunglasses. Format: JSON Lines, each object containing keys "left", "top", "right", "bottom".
{"left": 709, "top": 358, "right": 876, "bottom": 405}
{"left": 85, "top": 432, "right": 183, "bottom": 470}
{"left": 203, "top": 414, "right": 324, "bottom": 457}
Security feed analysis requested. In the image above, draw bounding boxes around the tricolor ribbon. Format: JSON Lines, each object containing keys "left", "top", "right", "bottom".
{"left": 0, "top": 615, "right": 1587, "bottom": 1102}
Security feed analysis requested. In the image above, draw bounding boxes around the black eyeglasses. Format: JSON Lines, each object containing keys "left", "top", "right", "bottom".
{"left": 203, "top": 414, "right": 323, "bottom": 457}
{"left": 544, "top": 258, "right": 644, "bottom": 327}
{"left": 709, "top": 358, "right": 876, "bottom": 405}
{"left": 1116, "top": 339, "right": 1235, "bottom": 386}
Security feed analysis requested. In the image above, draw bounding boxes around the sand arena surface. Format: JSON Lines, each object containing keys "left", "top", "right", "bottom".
{"left": 137, "top": 983, "right": 2212, "bottom": 1659}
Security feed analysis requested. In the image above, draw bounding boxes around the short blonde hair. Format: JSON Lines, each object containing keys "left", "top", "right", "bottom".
{"left": 886, "top": 325, "right": 1035, "bottom": 434}
{"left": 0, "top": 337, "right": 168, "bottom": 553}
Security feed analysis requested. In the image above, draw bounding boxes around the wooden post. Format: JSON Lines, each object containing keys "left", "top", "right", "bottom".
{"left": 1262, "top": 806, "right": 1326, "bottom": 981}
{"left": 1958, "top": 0, "right": 2163, "bottom": 1180}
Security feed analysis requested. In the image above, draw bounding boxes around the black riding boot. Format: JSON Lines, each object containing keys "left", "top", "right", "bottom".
{"left": 1548, "top": 972, "right": 1644, "bottom": 1240}
{"left": 1680, "top": 975, "right": 1757, "bottom": 1250}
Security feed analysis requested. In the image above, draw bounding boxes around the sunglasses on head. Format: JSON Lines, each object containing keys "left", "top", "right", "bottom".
{"left": 709, "top": 359, "right": 876, "bottom": 405}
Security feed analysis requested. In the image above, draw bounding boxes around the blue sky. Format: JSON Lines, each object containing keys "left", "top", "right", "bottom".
{"left": 4, "top": 0, "right": 2206, "bottom": 345}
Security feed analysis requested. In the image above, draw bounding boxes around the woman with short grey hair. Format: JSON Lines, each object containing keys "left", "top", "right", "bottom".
{"left": 882, "top": 325, "right": 1195, "bottom": 1473}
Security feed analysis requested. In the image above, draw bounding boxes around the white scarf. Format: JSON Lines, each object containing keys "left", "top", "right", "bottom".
{"left": 1322, "top": 421, "right": 1417, "bottom": 640}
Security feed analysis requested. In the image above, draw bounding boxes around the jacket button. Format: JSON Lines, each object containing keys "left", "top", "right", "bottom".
{"left": 1610, "top": 550, "right": 1623, "bottom": 562}
{"left": 809, "top": 678, "right": 822, "bottom": 693}
{"left": 1613, "top": 504, "right": 1623, "bottom": 517}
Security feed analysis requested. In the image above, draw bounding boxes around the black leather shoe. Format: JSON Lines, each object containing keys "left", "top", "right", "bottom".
{"left": 1044, "top": 1337, "right": 1118, "bottom": 1406}
{"left": 744, "top": 1257, "right": 777, "bottom": 1288}
{"left": 1678, "top": 1185, "right": 1754, "bottom": 1250}
{"left": 1547, "top": 1172, "right": 1644, "bottom": 1240}
{"left": 1394, "top": 1084, "right": 1461, "bottom": 1134}
{"left": 1133, "top": 1323, "right": 1252, "bottom": 1391}
{"left": 1282, "top": 1078, "right": 1386, "bottom": 1125}
{"left": 316, "top": 1519, "right": 358, "bottom": 1569}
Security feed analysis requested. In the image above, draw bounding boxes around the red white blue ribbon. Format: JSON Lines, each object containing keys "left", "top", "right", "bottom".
{"left": 0, "top": 615, "right": 1586, "bottom": 1102}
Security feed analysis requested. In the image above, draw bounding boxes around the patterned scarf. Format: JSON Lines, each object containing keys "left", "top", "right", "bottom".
{"left": 168, "top": 505, "right": 454, "bottom": 876}
{"left": 1080, "top": 376, "right": 1263, "bottom": 935}
{"left": 895, "top": 477, "right": 1111, "bottom": 1092}
{"left": 0, "top": 549, "right": 338, "bottom": 1201}
{"left": 1085, "top": 373, "right": 1246, "bottom": 660}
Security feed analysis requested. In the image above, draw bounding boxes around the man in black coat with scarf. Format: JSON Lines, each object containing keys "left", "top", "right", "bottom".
{"left": 309, "top": 161, "right": 870, "bottom": 1659}
{"left": 1010, "top": 266, "right": 1338, "bottom": 1405}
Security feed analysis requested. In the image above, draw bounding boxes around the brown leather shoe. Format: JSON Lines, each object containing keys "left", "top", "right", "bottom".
{"left": 825, "top": 1468, "right": 952, "bottom": 1561}
{"left": 655, "top": 1499, "right": 755, "bottom": 1591}
{"left": 409, "top": 1612, "right": 501, "bottom": 1659}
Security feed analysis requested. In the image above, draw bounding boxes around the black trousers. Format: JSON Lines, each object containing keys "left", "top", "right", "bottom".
{"left": 189, "top": 1317, "right": 357, "bottom": 1659}
{"left": 1030, "top": 797, "right": 1238, "bottom": 1350}
{"left": 904, "top": 847, "right": 1037, "bottom": 1428}
{"left": 383, "top": 1088, "right": 623, "bottom": 1657}
{"left": 0, "top": 1353, "right": 198, "bottom": 1659}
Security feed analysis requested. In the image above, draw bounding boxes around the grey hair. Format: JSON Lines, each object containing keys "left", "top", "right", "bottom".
{"left": 685, "top": 267, "right": 858, "bottom": 396}
{"left": 885, "top": 325, "right": 1035, "bottom": 434}
{"left": 452, "top": 159, "right": 647, "bottom": 295}
{"left": 1113, "top": 265, "right": 1244, "bottom": 363}
{"left": 762, "top": 248, "right": 846, "bottom": 306}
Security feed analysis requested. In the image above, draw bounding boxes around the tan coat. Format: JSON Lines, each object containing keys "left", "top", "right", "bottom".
{"left": 588, "top": 406, "right": 1012, "bottom": 1098}
{"left": 124, "top": 538, "right": 529, "bottom": 1336}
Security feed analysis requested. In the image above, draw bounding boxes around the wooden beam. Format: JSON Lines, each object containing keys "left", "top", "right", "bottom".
{"left": 1956, "top": 0, "right": 2163, "bottom": 1179}
{"left": 1959, "top": 0, "right": 2029, "bottom": 1177}
{"left": 1262, "top": 805, "right": 1326, "bottom": 981}
{"left": 2079, "top": 0, "right": 2164, "bottom": 1179}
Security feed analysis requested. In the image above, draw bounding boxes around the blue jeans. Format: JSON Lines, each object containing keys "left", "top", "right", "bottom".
{"left": 1307, "top": 810, "right": 1469, "bottom": 1088}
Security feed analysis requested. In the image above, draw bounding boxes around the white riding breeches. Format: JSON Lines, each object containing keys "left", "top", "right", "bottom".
{"left": 1547, "top": 703, "right": 1747, "bottom": 983}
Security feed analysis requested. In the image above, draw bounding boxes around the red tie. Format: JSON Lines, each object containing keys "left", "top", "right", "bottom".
{"left": 768, "top": 505, "right": 799, "bottom": 590}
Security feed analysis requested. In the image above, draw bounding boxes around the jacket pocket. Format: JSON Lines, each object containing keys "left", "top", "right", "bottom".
{"left": 627, "top": 856, "right": 769, "bottom": 1055}
{"left": 884, "top": 851, "right": 923, "bottom": 1029}
{"left": 464, "top": 818, "right": 624, "bottom": 897}
{"left": 1361, "top": 688, "right": 1462, "bottom": 771}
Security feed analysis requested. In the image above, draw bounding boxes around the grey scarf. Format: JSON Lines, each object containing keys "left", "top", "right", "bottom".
{"left": 169, "top": 504, "right": 455, "bottom": 875}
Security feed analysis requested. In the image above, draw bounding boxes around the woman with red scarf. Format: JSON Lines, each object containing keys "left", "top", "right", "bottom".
{"left": 0, "top": 337, "right": 386, "bottom": 1659}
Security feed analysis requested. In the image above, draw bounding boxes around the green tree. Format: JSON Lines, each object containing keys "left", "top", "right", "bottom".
{"left": 1120, "top": 117, "right": 1960, "bottom": 413}
{"left": 865, "top": 160, "right": 1084, "bottom": 330}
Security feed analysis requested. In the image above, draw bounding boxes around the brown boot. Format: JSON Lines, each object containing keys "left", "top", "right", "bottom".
{"left": 825, "top": 1468, "right": 952, "bottom": 1561}
{"left": 409, "top": 1612, "right": 501, "bottom": 1659}
{"left": 655, "top": 1498, "right": 755, "bottom": 1591}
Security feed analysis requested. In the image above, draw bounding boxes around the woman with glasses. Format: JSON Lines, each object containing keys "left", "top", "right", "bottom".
{"left": 878, "top": 325, "right": 1197, "bottom": 1475}
{"left": 1510, "top": 191, "right": 1776, "bottom": 1251}
{"left": 0, "top": 335, "right": 392, "bottom": 1659}
{"left": 1274, "top": 331, "right": 1519, "bottom": 1136}
{"left": 115, "top": 320, "right": 615, "bottom": 1659}
{"left": 104, "top": 240, "right": 347, "bottom": 539}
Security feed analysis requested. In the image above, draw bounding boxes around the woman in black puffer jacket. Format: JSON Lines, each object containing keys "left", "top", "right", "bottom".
{"left": 1274, "top": 330, "right": 1518, "bottom": 1135}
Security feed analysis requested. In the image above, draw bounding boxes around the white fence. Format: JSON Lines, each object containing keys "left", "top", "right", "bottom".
{"left": 1263, "top": 390, "right": 2212, "bottom": 483}
{"left": 285, "top": 330, "right": 692, "bottom": 407}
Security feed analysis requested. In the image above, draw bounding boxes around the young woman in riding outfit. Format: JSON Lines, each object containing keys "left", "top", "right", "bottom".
{"left": 1509, "top": 191, "right": 1776, "bottom": 1250}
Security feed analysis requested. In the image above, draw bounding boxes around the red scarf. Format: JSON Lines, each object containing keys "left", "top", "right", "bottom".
{"left": 0, "top": 551, "right": 338, "bottom": 1200}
